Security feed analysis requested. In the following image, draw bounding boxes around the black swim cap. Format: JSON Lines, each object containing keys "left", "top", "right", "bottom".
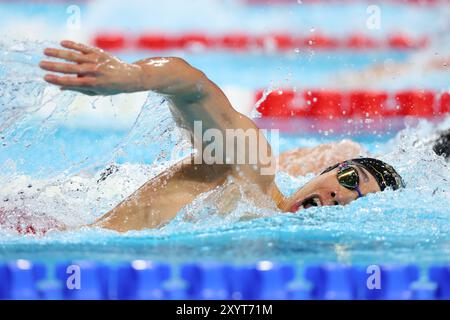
{"left": 350, "top": 157, "right": 405, "bottom": 191}
{"left": 433, "top": 129, "right": 450, "bottom": 159}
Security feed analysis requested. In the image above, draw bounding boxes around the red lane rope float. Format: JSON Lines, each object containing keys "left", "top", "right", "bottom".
{"left": 256, "top": 89, "right": 449, "bottom": 118}
{"left": 388, "top": 33, "right": 429, "bottom": 50}
{"left": 306, "top": 90, "right": 344, "bottom": 117}
{"left": 136, "top": 34, "right": 181, "bottom": 51}
{"left": 395, "top": 90, "right": 435, "bottom": 116}
{"left": 346, "top": 34, "right": 379, "bottom": 49}
{"left": 179, "top": 33, "right": 214, "bottom": 49}
{"left": 93, "top": 32, "right": 429, "bottom": 52}
{"left": 94, "top": 34, "right": 126, "bottom": 51}
{"left": 348, "top": 91, "right": 388, "bottom": 117}
{"left": 440, "top": 92, "right": 450, "bottom": 114}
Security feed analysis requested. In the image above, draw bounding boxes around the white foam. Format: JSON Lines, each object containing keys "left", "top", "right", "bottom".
{"left": 0, "top": 162, "right": 173, "bottom": 229}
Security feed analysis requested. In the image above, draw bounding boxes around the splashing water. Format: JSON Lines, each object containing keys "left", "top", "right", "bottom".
{"left": 0, "top": 41, "right": 449, "bottom": 266}
{"left": 0, "top": 40, "right": 188, "bottom": 227}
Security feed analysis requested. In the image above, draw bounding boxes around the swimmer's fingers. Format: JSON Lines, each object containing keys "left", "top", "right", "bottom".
{"left": 43, "top": 74, "right": 96, "bottom": 87}
{"left": 60, "top": 40, "right": 98, "bottom": 54}
{"left": 44, "top": 48, "right": 96, "bottom": 64}
{"left": 40, "top": 61, "right": 98, "bottom": 75}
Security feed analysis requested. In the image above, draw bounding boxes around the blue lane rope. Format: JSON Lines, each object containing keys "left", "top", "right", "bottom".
{"left": 0, "top": 260, "right": 447, "bottom": 300}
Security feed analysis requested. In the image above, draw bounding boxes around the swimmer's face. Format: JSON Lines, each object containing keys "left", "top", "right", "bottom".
{"left": 283, "top": 163, "right": 381, "bottom": 212}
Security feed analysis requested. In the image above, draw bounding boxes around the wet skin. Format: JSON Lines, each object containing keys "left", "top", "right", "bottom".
{"left": 38, "top": 40, "right": 381, "bottom": 232}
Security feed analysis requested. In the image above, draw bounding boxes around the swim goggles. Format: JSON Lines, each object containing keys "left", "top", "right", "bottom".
{"left": 335, "top": 162, "right": 364, "bottom": 198}
{"left": 323, "top": 161, "right": 363, "bottom": 198}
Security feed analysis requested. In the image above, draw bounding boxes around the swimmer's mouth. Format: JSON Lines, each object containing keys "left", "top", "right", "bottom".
{"left": 291, "top": 195, "right": 322, "bottom": 212}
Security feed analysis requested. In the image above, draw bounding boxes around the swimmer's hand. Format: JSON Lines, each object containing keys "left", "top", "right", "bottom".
{"left": 39, "top": 40, "right": 143, "bottom": 96}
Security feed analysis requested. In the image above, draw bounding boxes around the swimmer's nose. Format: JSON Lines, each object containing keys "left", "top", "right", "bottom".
{"left": 318, "top": 190, "right": 341, "bottom": 206}
{"left": 323, "top": 189, "right": 360, "bottom": 206}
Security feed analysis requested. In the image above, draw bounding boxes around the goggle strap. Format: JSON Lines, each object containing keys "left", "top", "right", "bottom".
{"left": 355, "top": 186, "right": 363, "bottom": 198}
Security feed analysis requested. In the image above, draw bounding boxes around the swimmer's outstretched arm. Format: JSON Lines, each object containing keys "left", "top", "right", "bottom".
{"left": 39, "top": 40, "right": 203, "bottom": 96}
{"left": 39, "top": 40, "right": 282, "bottom": 198}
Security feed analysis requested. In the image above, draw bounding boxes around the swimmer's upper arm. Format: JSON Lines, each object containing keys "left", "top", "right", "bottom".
{"left": 135, "top": 56, "right": 277, "bottom": 194}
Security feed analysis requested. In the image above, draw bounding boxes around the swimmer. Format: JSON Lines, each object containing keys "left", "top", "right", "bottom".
{"left": 12, "top": 40, "right": 405, "bottom": 233}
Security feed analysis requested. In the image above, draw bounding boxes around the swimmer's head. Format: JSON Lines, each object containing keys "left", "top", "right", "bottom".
{"left": 283, "top": 157, "right": 405, "bottom": 212}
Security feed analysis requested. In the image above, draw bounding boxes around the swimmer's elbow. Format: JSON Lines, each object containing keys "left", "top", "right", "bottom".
{"left": 133, "top": 57, "right": 208, "bottom": 96}
{"left": 169, "top": 57, "right": 205, "bottom": 75}
{"left": 169, "top": 57, "right": 208, "bottom": 85}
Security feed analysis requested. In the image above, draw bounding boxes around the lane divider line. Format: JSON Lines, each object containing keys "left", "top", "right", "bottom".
{"left": 255, "top": 89, "right": 450, "bottom": 117}
{"left": 93, "top": 32, "right": 429, "bottom": 52}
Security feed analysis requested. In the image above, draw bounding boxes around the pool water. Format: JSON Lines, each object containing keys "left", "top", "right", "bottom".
{"left": 0, "top": 1, "right": 449, "bottom": 267}
{"left": 1, "top": 74, "right": 449, "bottom": 265}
